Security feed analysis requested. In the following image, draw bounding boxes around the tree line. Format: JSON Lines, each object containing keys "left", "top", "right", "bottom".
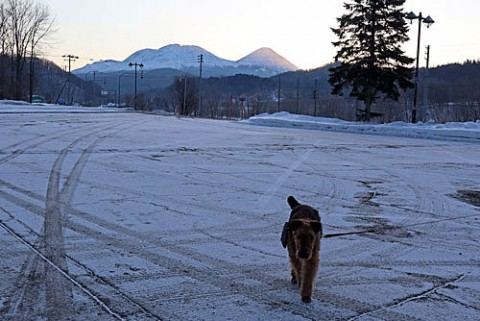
{"left": 151, "top": 58, "right": 479, "bottom": 123}
{"left": 0, "top": 0, "right": 54, "bottom": 101}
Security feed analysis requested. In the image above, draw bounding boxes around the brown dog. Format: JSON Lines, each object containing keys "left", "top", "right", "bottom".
{"left": 283, "top": 196, "right": 322, "bottom": 303}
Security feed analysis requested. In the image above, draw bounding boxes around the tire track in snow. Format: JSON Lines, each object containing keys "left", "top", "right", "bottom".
{"left": 0, "top": 121, "right": 118, "bottom": 321}
{"left": 43, "top": 143, "right": 75, "bottom": 320}
{"left": 31, "top": 122, "right": 126, "bottom": 320}
{"left": 2, "top": 116, "right": 464, "bottom": 321}
{"left": 1, "top": 176, "right": 340, "bottom": 320}
{"left": 0, "top": 118, "right": 113, "bottom": 166}
{"left": 0, "top": 119, "right": 158, "bottom": 321}
{"left": 41, "top": 119, "right": 161, "bottom": 321}
{"left": 1, "top": 180, "right": 422, "bottom": 321}
{"left": 0, "top": 219, "right": 125, "bottom": 321}
{"left": 1, "top": 134, "right": 421, "bottom": 320}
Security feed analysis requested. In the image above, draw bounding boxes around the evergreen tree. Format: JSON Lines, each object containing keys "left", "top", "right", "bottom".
{"left": 329, "top": 0, "right": 414, "bottom": 121}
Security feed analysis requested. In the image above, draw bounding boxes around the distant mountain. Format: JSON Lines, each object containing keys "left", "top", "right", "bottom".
{"left": 73, "top": 44, "right": 299, "bottom": 77}
{"left": 237, "top": 47, "right": 298, "bottom": 71}
{"left": 125, "top": 45, "right": 232, "bottom": 70}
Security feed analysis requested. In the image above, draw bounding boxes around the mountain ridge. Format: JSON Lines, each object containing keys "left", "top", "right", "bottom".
{"left": 73, "top": 44, "right": 299, "bottom": 77}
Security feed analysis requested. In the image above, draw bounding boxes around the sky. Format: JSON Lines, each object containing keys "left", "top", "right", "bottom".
{"left": 41, "top": 0, "right": 480, "bottom": 71}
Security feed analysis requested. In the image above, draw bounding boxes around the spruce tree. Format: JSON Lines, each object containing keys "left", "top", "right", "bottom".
{"left": 329, "top": 0, "right": 414, "bottom": 121}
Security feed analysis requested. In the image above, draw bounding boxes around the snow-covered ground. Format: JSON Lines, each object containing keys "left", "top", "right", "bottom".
{"left": 1, "top": 101, "right": 479, "bottom": 321}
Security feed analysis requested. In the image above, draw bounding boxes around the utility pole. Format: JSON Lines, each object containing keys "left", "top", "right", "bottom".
{"left": 423, "top": 45, "right": 431, "bottom": 122}
{"left": 296, "top": 77, "right": 300, "bottom": 114}
{"left": 29, "top": 38, "right": 35, "bottom": 103}
{"left": 406, "top": 11, "right": 434, "bottom": 123}
{"left": 183, "top": 75, "right": 188, "bottom": 116}
{"left": 313, "top": 78, "right": 318, "bottom": 117}
{"left": 128, "top": 62, "right": 144, "bottom": 110}
{"left": 198, "top": 54, "right": 203, "bottom": 117}
{"left": 92, "top": 70, "right": 97, "bottom": 106}
{"left": 277, "top": 76, "right": 281, "bottom": 113}
{"left": 412, "top": 13, "right": 422, "bottom": 123}
{"left": 62, "top": 54, "right": 79, "bottom": 105}
{"left": 63, "top": 54, "right": 78, "bottom": 74}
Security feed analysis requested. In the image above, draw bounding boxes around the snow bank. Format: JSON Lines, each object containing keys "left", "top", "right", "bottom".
{"left": 244, "top": 112, "right": 480, "bottom": 143}
{"left": 0, "top": 100, "right": 132, "bottom": 113}
{"left": 3, "top": 100, "right": 479, "bottom": 143}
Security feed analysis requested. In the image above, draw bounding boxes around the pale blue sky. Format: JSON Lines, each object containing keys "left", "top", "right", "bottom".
{"left": 42, "top": 0, "right": 480, "bottom": 70}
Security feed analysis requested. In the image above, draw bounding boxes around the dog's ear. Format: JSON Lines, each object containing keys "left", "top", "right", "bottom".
{"left": 287, "top": 196, "right": 300, "bottom": 209}
{"left": 310, "top": 222, "right": 322, "bottom": 234}
{"left": 289, "top": 220, "right": 303, "bottom": 231}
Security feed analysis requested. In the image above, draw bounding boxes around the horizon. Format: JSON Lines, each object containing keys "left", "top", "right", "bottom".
{"left": 41, "top": 0, "right": 480, "bottom": 71}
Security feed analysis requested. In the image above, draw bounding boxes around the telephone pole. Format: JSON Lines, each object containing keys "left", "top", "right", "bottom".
{"left": 296, "top": 77, "right": 300, "bottom": 114}
{"left": 128, "top": 62, "right": 144, "bottom": 110}
{"left": 62, "top": 54, "right": 78, "bottom": 104}
{"left": 198, "top": 54, "right": 204, "bottom": 117}
{"left": 63, "top": 54, "right": 79, "bottom": 74}
{"left": 277, "top": 76, "right": 281, "bottom": 113}
{"left": 423, "top": 45, "right": 431, "bottom": 122}
{"left": 183, "top": 75, "right": 188, "bottom": 116}
{"left": 313, "top": 78, "right": 318, "bottom": 117}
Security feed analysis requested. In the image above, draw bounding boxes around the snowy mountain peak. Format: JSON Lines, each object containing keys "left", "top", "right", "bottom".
{"left": 125, "top": 44, "right": 232, "bottom": 70}
{"left": 237, "top": 47, "right": 299, "bottom": 71}
{"left": 73, "top": 44, "right": 299, "bottom": 77}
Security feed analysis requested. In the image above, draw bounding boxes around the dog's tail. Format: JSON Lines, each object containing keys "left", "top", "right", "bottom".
{"left": 287, "top": 196, "right": 300, "bottom": 209}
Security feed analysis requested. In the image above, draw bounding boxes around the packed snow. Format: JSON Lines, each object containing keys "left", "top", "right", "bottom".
{"left": 1, "top": 100, "right": 479, "bottom": 321}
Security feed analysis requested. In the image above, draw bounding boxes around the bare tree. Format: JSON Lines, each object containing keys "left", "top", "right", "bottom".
{"left": 0, "top": 2, "right": 9, "bottom": 97}
{"left": 4, "top": 0, "right": 55, "bottom": 100}
{"left": 173, "top": 77, "right": 198, "bottom": 116}
{"left": 0, "top": 2, "right": 8, "bottom": 54}
{"left": 28, "top": 1, "right": 55, "bottom": 101}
